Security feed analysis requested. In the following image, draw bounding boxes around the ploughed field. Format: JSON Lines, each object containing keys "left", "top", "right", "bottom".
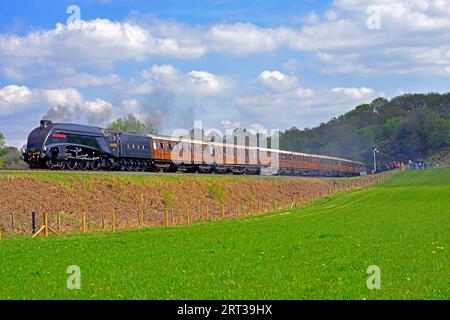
{"left": 0, "top": 168, "right": 448, "bottom": 299}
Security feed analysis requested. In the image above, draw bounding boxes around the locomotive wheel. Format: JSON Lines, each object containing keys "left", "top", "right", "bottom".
{"left": 91, "top": 159, "right": 101, "bottom": 171}
{"left": 66, "top": 159, "right": 79, "bottom": 170}
{"left": 79, "top": 160, "right": 90, "bottom": 171}
{"left": 58, "top": 160, "right": 66, "bottom": 170}
{"left": 46, "top": 159, "right": 56, "bottom": 170}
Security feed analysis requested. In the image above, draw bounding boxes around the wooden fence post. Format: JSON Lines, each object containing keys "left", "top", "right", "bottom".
{"left": 101, "top": 212, "right": 105, "bottom": 230}
{"left": 10, "top": 213, "right": 15, "bottom": 233}
{"left": 164, "top": 208, "right": 169, "bottom": 226}
{"left": 140, "top": 209, "right": 144, "bottom": 228}
{"left": 112, "top": 210, "right": 116, "bottom": 232}
{"left": 82, "top": 211, "right": 87, "bottom": 233}
{"left": 57, "top": 212, "right": 61, "bottom": 232}
{"left": 186, "top": 208, "right": 190, "bottom": 225}
{"left": 44, "top": 212, "right": 49, "bottom": 237}
{"left": 0, "top": 223, "right": 3, "bottom": 240}
{"left": 31, "top": 212, "right": 36, "bottom": 234}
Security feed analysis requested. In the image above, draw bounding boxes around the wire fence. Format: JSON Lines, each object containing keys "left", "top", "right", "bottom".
{"left": 0, "top": 171, "right": 398, "bottom": 239}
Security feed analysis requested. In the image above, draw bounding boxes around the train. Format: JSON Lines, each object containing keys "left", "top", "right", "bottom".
{"left": 23, "top": 120, "right": 366, "bottom": 177}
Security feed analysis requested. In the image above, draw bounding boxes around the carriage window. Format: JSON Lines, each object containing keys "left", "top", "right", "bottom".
{"left": 160, "top": 142, "right": 164, "bottom": 150}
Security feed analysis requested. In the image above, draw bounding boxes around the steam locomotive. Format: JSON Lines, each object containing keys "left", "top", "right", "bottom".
{"left": 23, "top": 120, "right": 366, "bottom": 177}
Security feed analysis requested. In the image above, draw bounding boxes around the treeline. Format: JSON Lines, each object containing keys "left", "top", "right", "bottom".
{"left": 280, "top": 93, "right": 450, "bottom": 168}
{"left": 0, "top": 133, "right": 28, "bottom": 169}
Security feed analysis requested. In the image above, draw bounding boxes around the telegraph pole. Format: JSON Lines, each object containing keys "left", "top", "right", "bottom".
{"left": 373, "top": 146, "right": 379, "bottom": 173}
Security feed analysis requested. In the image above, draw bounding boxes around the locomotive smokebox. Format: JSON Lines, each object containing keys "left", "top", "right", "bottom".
{"left": 40, "top": 120, "right": 52, "bottom": 128}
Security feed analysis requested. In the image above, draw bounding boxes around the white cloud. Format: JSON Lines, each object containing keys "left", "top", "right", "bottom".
{"left": 134, "top": 64, "right": 235, "bottom": 97}
{"left": 45, "top": 71, "right": 121, "bottom": 88}
{"left": 330, "top": 87, "right": 375, "bottom": 100}
{"left": 206, "top": 23, "right": 288, "bottom": 55}
{"left": 0, "top": 18, "right": 205, "bottom": 71}
{"left": 2, "top": 2, "right": 450, "bottom": 78}
{"left": 0, "top": 85, "right": 117, "bottom": 124}
{"left": 0, "top": 85, "right": 34, "bottom": 115}
{"left": 237, "top": 82, "right": 378, "bottom": 129}
{"left": 0, "top": 85, "right": 33, "bottom": 105}
{"left": 256, "top": 70, "right": 299, "bottom": 92}
{"left": 220, "top": 120, "right": 241, "bottom": 130}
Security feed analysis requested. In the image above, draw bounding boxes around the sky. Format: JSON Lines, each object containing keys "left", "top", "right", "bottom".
{"left": 0, "top": 0, "right": 450, "bottom": 147}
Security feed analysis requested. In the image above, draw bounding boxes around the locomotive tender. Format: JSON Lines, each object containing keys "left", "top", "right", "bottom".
{"left": 24, "top": 120, "right": 366, "bottom": 177}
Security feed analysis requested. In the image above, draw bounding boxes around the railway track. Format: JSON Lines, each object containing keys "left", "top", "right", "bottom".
{"left": 0, "top": 169, "right": 333, "bottom": 179}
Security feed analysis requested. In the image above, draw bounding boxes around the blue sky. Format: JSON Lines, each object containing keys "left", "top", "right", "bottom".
{"left": 1, "top": 0, "right": 450, "bottom": 147}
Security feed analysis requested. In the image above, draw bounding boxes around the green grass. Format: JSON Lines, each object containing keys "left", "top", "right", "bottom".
{"left": 0, "top": 168, "right": 449, "bottom": 300}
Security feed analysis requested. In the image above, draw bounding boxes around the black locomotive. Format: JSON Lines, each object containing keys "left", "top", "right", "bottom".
{"left": 24, "top": 120, "right": 152, "bottom": 171}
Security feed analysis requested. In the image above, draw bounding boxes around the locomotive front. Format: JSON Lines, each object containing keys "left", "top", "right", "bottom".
{"left": 23, "top": 120, "right": 54, "bottom": 168}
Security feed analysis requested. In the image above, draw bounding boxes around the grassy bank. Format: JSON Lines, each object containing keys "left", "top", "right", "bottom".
{"left": 0, "top": 168, "right": 448, "bottom": 299}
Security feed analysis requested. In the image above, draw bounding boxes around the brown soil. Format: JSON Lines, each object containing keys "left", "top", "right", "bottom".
{"left": 0, "top": 175, "right": 357, "bottom": 235}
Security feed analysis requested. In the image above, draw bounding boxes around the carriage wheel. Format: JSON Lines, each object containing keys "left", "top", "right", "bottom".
{"left": 105, "top": 158, "right": 116, "bottom": 171}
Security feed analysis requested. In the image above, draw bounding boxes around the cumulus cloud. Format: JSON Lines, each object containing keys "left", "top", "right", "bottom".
{"left": 2, "top": 1, "right": 450, "bottom": 78}
{"left": 206, "top": 23, "right": 286, "bottom": 55}
{"left": 0, "top": 85, "right": 34, "bottom": 115}
{"left": 134, "top": 64, "right": 235, "bottom": 97}
{"left": 256, "top": 71, "right": 299, "bottom": 92}
{"left": 0, "top": 18, "right": 205, "bottom": 70}
{"left": 330, "top": 87, "right": 375, "bottom": 100}
{"left": 0, "top": 84, "right": 116, "bottom": 124}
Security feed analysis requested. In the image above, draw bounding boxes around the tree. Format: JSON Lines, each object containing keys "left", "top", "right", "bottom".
{"left": 0, "top": 147, "right": 28, "bottom": 169}
{"left": 107, "top": 114, "right": 158, "bottom": 135}
{"left": 0, "top": 132, "right": 7, "bottom": 157}
{"left": 0, "top": 133, "right": 28, "bottom": 169}
{"left": 280, "top": 92, "right": 450, "bottom": 168}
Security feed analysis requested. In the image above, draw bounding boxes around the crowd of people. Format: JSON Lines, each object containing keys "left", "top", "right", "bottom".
{"left": 385, "top": 161, "right": 404, "bottom": 171}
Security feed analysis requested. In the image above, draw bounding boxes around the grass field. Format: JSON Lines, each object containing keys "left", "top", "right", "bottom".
{"left": 0, "top": 168, "right": 449, "bottom": 300}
